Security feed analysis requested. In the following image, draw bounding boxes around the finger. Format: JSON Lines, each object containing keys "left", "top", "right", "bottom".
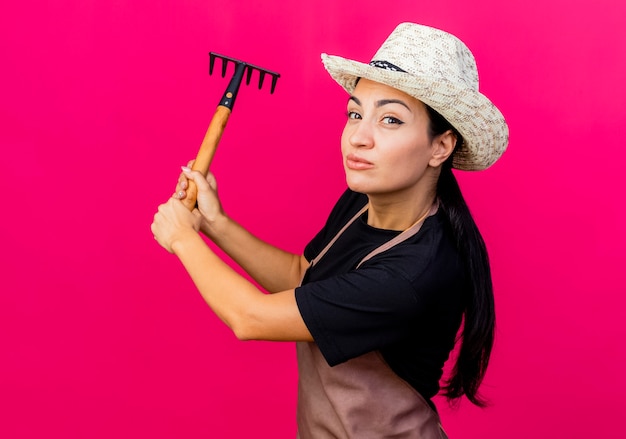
{"left": 157, "top": 199, "right": 176, "bottom": 215}
{"left": 151, "top": 216, "right": 162, "bottom": 241}
{"left": 206, "top": 172, "right": 218, "bottom": 191}
{"left": 177, "top": 171, "right": 188, "bottom": 192}
{"left": 178, "top": 169, "right": 189, "bottom": 189}
{"left": 181, "top": 166, "right": 211, "bottom": 193}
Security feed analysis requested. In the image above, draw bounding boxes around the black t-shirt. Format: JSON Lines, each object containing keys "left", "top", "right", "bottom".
{"left": 295, "top": 189, "right": 466, "bottom": 401}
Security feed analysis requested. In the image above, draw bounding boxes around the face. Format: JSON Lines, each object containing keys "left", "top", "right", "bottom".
{"left": 341, "top": 79, "right": 448, "bottom": 199}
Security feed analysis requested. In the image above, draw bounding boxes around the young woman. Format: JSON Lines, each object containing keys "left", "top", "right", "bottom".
{"left": 152, "top": 23, "right": 508, "bottom": 438}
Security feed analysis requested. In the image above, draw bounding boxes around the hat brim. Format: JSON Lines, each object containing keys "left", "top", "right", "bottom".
{"left": 322, "top": 53, "right": 508, "bottom": 171}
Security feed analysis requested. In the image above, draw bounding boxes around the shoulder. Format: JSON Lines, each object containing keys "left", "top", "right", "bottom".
{"left": 362, "top": 211, "right": 466, "bottom": 301}
{"left": 304, "top": 189, "right": 368, "bottom": 260}
{"left": 326, "top": 189, "right": 368, "bottom": 228}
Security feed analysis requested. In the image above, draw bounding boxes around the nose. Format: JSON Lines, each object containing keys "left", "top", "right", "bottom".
{"left": 346, "top": 119, "right": 374, "bottom": 149}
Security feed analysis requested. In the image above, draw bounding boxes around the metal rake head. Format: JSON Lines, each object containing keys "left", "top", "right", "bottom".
{"left": 209, "top": 52, "right": 280, "bottom": 94}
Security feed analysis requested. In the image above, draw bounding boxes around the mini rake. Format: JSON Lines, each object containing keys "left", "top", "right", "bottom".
{"left": 182, "top": 52, "right": 280, "bottom": 210}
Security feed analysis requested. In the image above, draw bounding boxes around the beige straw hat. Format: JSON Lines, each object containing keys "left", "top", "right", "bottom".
{"left": 322, "top": 23, "right": 509, "bottom": 171}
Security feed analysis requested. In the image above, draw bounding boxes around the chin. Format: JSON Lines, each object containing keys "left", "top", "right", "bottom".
{"left": 346, "top": 177, "right": 414, "bottom": 199}
{"left": 345, "top": 178, "right": 380, "bottom": 196}
{"left": 345, "top": 174, "right": 368, "bottom": 193}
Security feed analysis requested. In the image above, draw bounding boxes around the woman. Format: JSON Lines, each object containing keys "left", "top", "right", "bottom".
{"left": 152, "top": 23, "right": 508, "bottom": 438}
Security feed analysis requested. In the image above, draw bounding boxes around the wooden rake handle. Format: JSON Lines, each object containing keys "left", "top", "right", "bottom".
{"left": 181, "top": 105, "right": 230, "bottom": 211}
{"left": 180, "top": 53, "right": 279, "bottom": 211}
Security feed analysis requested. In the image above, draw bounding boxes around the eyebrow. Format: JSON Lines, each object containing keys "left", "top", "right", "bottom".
{"left": 348, "top": 96, "right": 412, "bottom": 112}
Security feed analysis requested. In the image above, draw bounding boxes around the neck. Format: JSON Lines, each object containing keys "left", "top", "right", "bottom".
{"left": 366, "top": 189, "right": 437, "bottom": 231}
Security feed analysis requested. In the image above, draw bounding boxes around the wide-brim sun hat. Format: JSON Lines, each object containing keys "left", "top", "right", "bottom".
{"left": 321, "top": 23, "right": 509, "bottom": 171}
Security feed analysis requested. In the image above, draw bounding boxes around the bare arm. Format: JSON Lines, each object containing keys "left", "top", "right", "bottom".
{"left": 174, "top": 167, "right": 310, "bottom": 292}
{"left": 151, "top": 198, "right": 313, "bottom": 342}
{"left": 207, "top": 214, "right": 311, "bottom": 293}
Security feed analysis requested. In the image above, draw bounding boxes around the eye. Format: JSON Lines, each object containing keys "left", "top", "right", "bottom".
{"left": 382, "top": 116, "right": 404, "bottom": 125}
{"left": 346, "top": 111, "right": 362, "bottom": 120}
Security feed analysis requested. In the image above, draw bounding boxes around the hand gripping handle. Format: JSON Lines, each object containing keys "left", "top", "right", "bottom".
{"left": 181, "top": 105, "right": 231, "bottom": 210}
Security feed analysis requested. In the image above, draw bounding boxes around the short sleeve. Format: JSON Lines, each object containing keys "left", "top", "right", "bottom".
{"left": 295, "top": 259, "right": 433, "bottom": 366}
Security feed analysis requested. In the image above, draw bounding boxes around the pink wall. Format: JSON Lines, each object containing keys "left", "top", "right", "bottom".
{"left": 1, "top": 1, "right": 625, "bottom": 437}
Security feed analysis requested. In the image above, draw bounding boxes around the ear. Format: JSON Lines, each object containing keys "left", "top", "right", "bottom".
{"left": 429, "top": 130, "right": 456, "bottom": 167}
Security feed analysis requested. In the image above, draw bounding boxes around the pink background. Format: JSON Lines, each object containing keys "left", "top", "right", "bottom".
{"left": 1, "top": 1, "right": 625, "bottom": 437}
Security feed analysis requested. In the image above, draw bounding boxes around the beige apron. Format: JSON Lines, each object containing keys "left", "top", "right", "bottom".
{"left": 296, "top": 203, "right": 448, "bottom": 439}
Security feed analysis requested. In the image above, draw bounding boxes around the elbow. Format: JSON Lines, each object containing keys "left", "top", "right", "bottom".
{"left": 229, "top": 309, "right": 260, "bottom": 341}
{"left": 232, "top": 324, "right": 254, "bottom": 341}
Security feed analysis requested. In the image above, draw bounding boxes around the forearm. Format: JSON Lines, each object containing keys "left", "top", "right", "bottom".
{"left": 202, "top": 214, "right": 308, "bottom": 293}
{"left": 175, "top": 168, "right": 307, "bottom": 292}
{"left": 171, "top": 231, "right": 312, "bottom": 342}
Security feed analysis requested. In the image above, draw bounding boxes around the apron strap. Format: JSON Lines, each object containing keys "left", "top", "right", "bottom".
{"left": 307, "top": 201, "right": 438, "bottom": 273}
{"left": 355, "top": 202, "right": 437, "bottom": 269}
{"left": 309, "top": 203, "right": 369, "bottom": 269}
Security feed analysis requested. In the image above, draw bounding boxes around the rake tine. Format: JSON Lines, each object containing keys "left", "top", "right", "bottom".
{"left": 209, "top": 53, "right": 216, "bottom": 75}
{"left": 209, "top": 53, "right": 280, "bottom": 93}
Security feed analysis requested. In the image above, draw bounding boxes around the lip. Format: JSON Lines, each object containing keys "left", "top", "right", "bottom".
{"left": 345, "top": 153, "right": 374, "bottom": 170}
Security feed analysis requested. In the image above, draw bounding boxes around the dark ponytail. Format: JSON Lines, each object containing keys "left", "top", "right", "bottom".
{"left": 425, "top": 105, "right": 495, "bottom": 407}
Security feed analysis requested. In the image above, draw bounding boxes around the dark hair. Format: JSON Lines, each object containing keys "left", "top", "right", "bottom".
{"left": 425, "top": 105, "right": 495, "bottom": 407}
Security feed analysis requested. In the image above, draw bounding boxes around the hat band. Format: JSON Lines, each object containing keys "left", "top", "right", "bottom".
{"left": 369, "top": 60, "right": 407, "bottom": 73}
